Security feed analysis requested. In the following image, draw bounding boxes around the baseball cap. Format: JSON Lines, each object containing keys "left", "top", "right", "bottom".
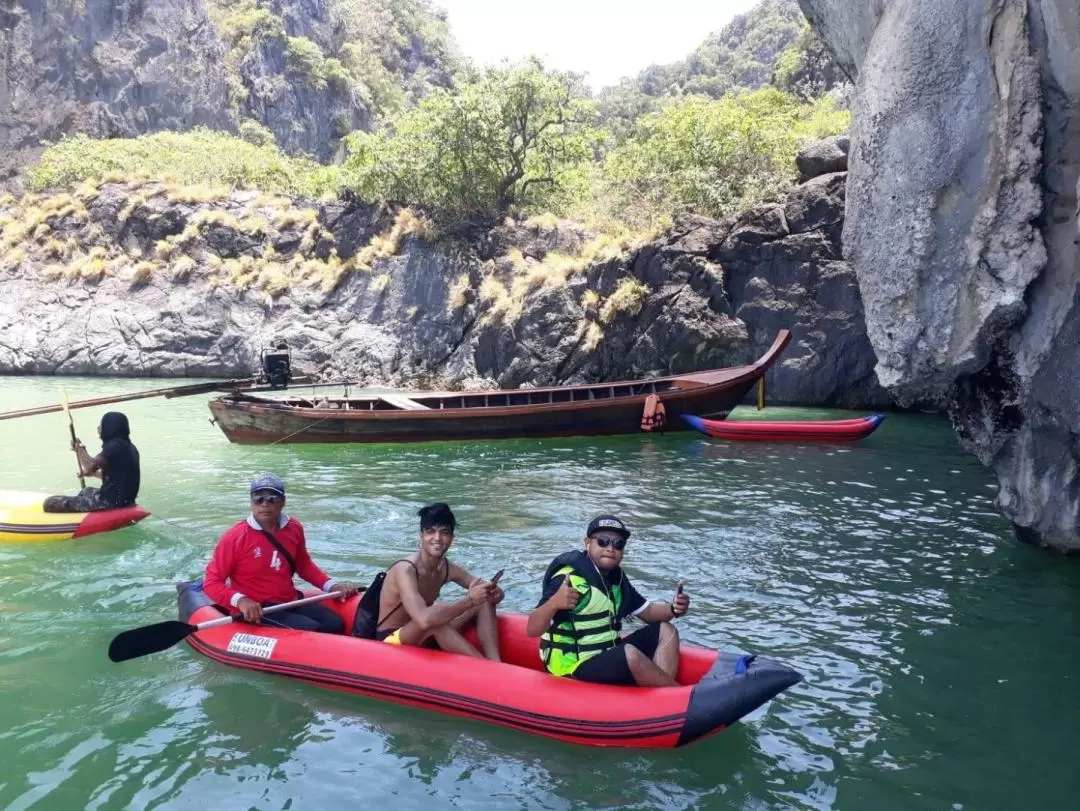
{"left": 586, "top": 515, "right": 630, "bottom": 540}
{"left": 250, "top": 472, "right": 285, "bottom": 496}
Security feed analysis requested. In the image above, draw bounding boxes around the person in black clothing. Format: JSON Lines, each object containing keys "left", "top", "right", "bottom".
{"left": 43, "top": 411, "right": 141, "bottom": 513}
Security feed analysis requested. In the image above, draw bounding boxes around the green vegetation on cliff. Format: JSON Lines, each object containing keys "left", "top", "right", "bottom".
{"left": 602, "top": 90, "right": 849, "bottom": 226}
{"left": 22, "top": 1, "right": 851, "bottom": 233}
{"left": 28, "top": 129, "right": 342, "bottom": 198}
{"left": 206, "top": 0, "right": 457, "bottom": 122}
{"left": 28, "top": 68, "right": 849, "bottom": 229}
{"left": 343, "top": 65, "right": 847, "bottom": 227}
{"left": 771, "top": 22, "right": 846, "bottom": 101}
{"left": 344, "top": 59, "right": 598, "bottom": 222}
{"left": 597, "top": 0, "right": 840, "bottom": 138}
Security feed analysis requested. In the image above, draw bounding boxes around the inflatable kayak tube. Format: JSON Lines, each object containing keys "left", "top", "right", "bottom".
{"left": 178, "top": 583, "right": 802, "bottom": 749}
{"left": 0, "top": 489, "right": 150, "bottom": 543}
{"left": 682, "top": 413, "right": 885, "bottom": 442}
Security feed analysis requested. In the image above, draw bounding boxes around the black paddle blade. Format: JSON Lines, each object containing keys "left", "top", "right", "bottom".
{"left": 108, "top": 620, "right": 197, "bottom": 662}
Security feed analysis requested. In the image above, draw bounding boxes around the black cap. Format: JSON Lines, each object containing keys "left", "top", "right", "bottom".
{"left": 586, "top": 515, "right": 630, "bottom": 540}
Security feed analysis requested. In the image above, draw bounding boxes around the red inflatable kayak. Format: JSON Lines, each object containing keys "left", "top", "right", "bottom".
{"left": 682, "top": 413, "right": 885, "bottom": 442}
{"left": 177, "top": 583, "right": 802, "bottom": 749}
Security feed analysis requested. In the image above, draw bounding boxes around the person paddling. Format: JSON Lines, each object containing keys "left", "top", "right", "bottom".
{"left": 526, "top": 515, "right": 690, "bottom": 687}
{"left": 43, "top": 411, "right": 141, "bottom": 513}
{"left": 202, "top": 473, "right": 359, "bottom": 633}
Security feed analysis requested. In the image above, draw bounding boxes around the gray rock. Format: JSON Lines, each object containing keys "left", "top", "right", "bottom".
{"left": 796, "top": 136, "right": 850, "bottom": 182}
{"left": 0, "top": 178, "right": 890, "bottom": 411}
{"left": 805, "top": 0, "right": 1080, "bottom": 551}
{"left": 0, "top": 0, "right": 232, "bottom": 187}
{"left": 0, "top": 0, "right": 453, "bottom": 185}
{"left": 237, "top": 32, "right": 371, "bottom": 162}
{"left": 480, "top": 220, "right": 587, "bottom": 262}
{"left": 713, "top": 173, "right": 888, "bottom": 408}
{"left": 796, "top": 0, "right": 887, "bottom": 79}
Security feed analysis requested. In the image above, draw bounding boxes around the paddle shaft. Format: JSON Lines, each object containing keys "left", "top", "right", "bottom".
{"left": 0, "top": 376, "right": 332, "bottom": 422}
{"left": 0, "top": 378, "right": 259, "bottom": 422}
{"left": 59, "top": 387, "right": 86, "bottom": 490}
{"left": 195, "top": 590, "right": 345, "bottom": 630}
{"left": 107, "top": 590, "right": 350, "bottom": 663}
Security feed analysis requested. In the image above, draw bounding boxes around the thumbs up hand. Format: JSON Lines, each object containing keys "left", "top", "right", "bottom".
{"left": 551, "top": 576, "right": 581, "bottom": 611}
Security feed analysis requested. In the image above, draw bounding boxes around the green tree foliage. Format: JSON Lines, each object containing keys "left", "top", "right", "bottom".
{"left": 677, "top": 0, "right": 804, "bottom": 96}
{"left": 343, "top": 59, "right": 598, "bottom": 222}
{"left": 330, "top": 0, "right": 458, "bottom": 107}
{"left": 205, "top": 0, "right": 457, "bottom": 121}
{"left": 238, "top": 119, "right": 277, "bottom": 147}
{"left": 602, "top": 89, "right": 850, "bottom": 225}
{"left": 28, "top": 129, "right": 342, "bottom": 198}
{"left": 597, "top": 0, "right": 830, "bottom": 139}
{"left": 285, "top": 36, "right": 330, "bottom": 90}
{"left": 770, "top": 23, "right": 847, "bottom": 101}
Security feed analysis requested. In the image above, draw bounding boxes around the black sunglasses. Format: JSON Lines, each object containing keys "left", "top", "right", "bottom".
{"left": 252, "top": 494, "right": 282, "bottom": 505}
{"left": 593, "top": 535, "right": 626, "bottom": 550}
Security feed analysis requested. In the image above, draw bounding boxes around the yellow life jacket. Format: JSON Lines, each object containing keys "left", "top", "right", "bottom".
{"left": 539, "top": 553, "right": 625, "bottom": 676}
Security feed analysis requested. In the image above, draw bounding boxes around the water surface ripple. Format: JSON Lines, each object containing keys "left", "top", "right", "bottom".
{"left": 1, "top": 377, "right": 1077, "bottom": 810}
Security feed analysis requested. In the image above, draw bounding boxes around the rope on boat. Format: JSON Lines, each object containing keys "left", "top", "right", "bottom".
{"left": 232, "top": 414, "right": 339, "bottom": 464}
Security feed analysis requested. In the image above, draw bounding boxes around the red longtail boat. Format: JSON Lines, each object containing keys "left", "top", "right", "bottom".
{"left": 682, "top": 412, "right": 885, "bottom": 442}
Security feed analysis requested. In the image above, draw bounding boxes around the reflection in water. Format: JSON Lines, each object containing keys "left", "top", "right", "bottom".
{"left": 1, "top": 379, "right": 1078, "bottom": 810}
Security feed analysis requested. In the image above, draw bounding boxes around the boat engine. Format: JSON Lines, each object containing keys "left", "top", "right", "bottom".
{"left": 260, "top": 341, "right": 293, "bottom": 389}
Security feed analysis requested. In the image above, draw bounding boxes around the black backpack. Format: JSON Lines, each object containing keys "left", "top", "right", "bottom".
{"left": 351, "top": 571, "right": 387, "bottom": 639}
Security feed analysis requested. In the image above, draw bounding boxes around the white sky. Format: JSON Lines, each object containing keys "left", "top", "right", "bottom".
{"left": 435, "top": 0, "right": 763, "bottom": 92}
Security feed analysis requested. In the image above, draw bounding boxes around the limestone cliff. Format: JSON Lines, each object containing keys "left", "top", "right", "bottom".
{"left": 0, "top": 0, "right": 232, "bottom": 186}
{"left": 0, "top": 0, "right": 457, "bottom": 187}
{"left": 799, "top": 0, "right": 1080, "bottom": 552}
{"left": 0, "top": 154, "right": 886, "bottom": 409}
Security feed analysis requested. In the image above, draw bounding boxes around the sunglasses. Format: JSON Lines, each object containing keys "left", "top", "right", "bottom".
{"left": 251, "top": 494, "right": 282, "bottom": 505}
{"left": 593, "top": 535, "right": 626, "bottom": 551}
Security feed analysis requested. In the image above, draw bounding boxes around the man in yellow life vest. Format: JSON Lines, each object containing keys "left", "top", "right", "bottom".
{"left": 526, "top": 515, "right": 690, "bottom": 687}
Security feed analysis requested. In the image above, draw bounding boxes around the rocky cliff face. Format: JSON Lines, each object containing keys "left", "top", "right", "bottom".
{"left": 0, "top": 151, "right": 887, "bottom": 409}
{"left": 799, "top": 0, "right": 1080, "bottom": 552}
{"left": 0, "top": 0, "right": 232, "bottom": 186}
{"left": 0, "top": 0, "right": 456, "bottom": 185}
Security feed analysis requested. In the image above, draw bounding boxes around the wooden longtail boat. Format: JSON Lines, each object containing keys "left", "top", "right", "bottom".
{"left": 207, "top": 330, "right": 791, "bottom": 444}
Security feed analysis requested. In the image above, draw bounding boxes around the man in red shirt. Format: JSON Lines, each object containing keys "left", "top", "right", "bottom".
{"left": 203, "top": 473, "right": 359, "bottom": 633}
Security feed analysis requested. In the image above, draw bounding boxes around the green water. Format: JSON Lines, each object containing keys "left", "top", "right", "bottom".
{"left": 1, "top": 376, "right": 1078, "bottom": 810}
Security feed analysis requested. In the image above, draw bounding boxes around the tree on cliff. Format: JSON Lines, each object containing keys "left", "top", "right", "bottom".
{"left": 343, "top": 58, "right": 598, "bottom": 222}
{"left": 601, "top": 88, "right": 849, "bottom": 225}
{"left": 596, "top": 0, "right": 812, "bottom": 139}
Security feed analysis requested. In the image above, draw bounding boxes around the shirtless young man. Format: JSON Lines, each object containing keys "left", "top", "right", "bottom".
{"left": 374, "top": 503, "right": 504, "bottom": 660}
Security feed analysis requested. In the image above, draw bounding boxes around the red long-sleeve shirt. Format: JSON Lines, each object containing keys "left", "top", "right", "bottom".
{"left": 203, "top": 516, "right": 335, "bottom": 607}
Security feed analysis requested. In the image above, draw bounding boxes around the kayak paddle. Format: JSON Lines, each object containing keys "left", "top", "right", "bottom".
{"left": 59, "top": 386, "right": 86, "bottom": 490}
{"left": 108, "top": 590, "right": 343, "bottom": 663}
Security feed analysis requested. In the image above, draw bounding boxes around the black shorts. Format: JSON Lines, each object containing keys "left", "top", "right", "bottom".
{"left": 570, "top": 623, "right": 662, "bottom": 687}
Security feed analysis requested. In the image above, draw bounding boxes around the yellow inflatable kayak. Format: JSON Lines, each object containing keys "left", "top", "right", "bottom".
{"left": 0, "top": 490, "right": 150, "bottom": 543}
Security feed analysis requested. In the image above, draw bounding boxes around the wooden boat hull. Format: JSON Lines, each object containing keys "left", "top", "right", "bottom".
{"left": 0, "top": 490, "right": 150, "bottom": 543}
{"left": 682, "top": 413, "right": 885, "bottom": 442}
{"left": 177, "top": 583, "right": 802, "bottom": 748}
{"left": 207, "top": 330, "right": 792, "bottom": 444}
